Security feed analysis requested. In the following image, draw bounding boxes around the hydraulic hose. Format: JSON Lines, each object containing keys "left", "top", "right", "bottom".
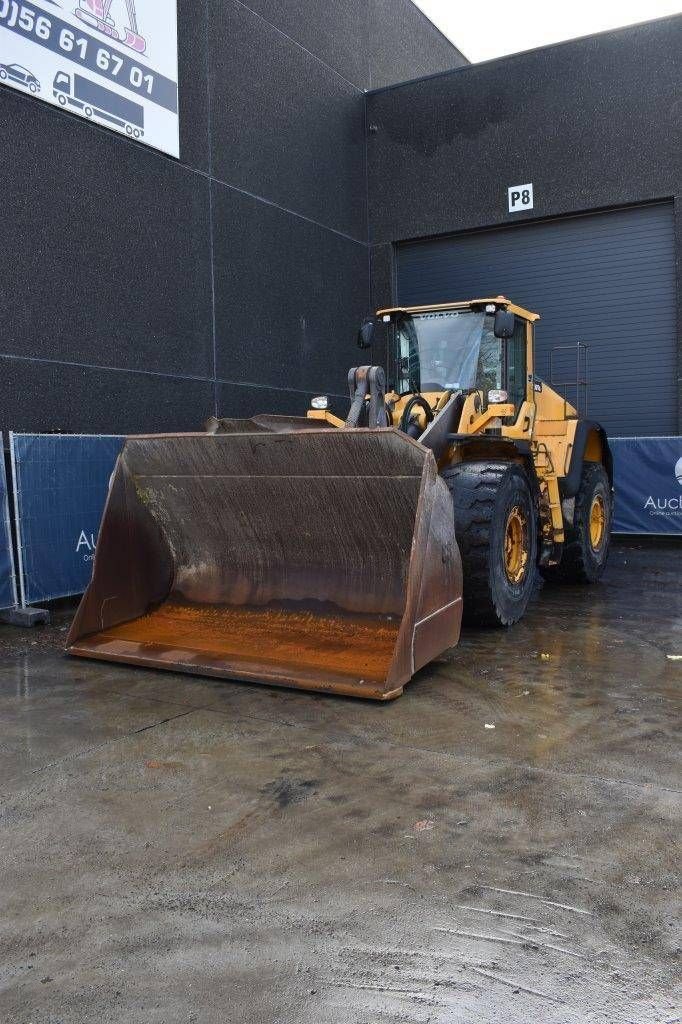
{"left": 399, "top": 395, "right": 434, "bottom": 435}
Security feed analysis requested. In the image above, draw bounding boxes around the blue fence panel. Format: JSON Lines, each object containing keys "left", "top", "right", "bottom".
{"left": 611, "top": 436, "right": 682, "bottom": 535}
{"left": 6, "top": 432, "right": 678, "bottom": 606}
{"left": 11, "top": 433, "right": 124, "bottom": 605}
{"left": 0, "top": 437, "right": 18, "bottom": 610}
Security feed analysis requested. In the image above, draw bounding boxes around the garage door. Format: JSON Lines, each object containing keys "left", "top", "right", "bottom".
{"left": 396, "top": 203, "right": 677, "bottom": 437}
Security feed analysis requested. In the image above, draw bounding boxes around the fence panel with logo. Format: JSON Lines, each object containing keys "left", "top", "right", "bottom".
{"left": 10, "top": 433, "right": 124, "bottom": 606}
{"left": 611, "top": 436, "right": 682, "bottom": 535}
{"left": 1, "top": 437, "right": 18, "bottom": 611}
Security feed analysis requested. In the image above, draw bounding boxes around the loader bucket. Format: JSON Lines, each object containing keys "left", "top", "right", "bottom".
{"left": 67, "top": 428, "right": 462, "bottom": 700}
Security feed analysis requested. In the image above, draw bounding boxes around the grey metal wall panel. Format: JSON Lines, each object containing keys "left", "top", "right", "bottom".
{"left": 211, "top": 181, "right": 367, "bottom": 399}
{"left": 396, "top": 204, "right": 677, "bottom": 437}
{"left": 0, "top": 359, "right": 214, "bottom": 436}
{"left": 0, "top": 86, "right": 214, "bottom": 381}
{"left": 208, "top": 1, "right": 367, "bottom": 241}
{"left": 240, "top": 0, "right": 466, "bottom": 92}
{"left": 367, "top": 16, "right": 682, "bottom": 245}
{"left": 0, "top": 0, "right": 461, "bottom": 436}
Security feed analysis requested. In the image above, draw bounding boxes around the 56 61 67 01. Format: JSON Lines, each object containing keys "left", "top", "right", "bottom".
{"left": 0, "top": 1, "right": 155, "bottom": 95}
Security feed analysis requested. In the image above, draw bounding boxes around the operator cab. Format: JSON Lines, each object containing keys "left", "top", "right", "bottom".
{"left": 347, "top": 297, "right": 540, "bottom": 437}
{"left": 377, "top": 298, "right": 535, "bottom": 419}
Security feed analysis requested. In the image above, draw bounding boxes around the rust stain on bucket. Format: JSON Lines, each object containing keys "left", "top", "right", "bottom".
{"left": 96, "top": 602, "right": 400, "bottom": 682}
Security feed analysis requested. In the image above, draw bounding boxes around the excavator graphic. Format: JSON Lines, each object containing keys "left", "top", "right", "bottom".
{"left": 74, "top": 0, "right": 146, "bottom": 54}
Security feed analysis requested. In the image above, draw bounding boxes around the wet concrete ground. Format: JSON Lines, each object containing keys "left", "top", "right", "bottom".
{"left": 0, "top": 539, "right": 680, "bottom": 1023}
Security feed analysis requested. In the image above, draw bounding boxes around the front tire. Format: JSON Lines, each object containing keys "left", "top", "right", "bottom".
{"left": 442, "top": 462, "right": 538, "bottom": 626}
{"left": 541, "top": 463, "right": 611, "bottom": 584}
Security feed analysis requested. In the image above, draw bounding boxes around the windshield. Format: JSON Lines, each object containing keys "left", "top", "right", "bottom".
{"left": 396, "top": 310, "right": 501, "bottom": 393}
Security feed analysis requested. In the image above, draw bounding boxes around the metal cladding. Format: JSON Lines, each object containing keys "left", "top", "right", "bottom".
{"left": 66, "top": 428, "right": 463, "bottom": 700}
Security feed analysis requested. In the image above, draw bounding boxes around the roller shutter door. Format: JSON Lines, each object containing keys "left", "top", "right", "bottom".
{"left": 396, "top": 203, "right": 677, "bottom": 436}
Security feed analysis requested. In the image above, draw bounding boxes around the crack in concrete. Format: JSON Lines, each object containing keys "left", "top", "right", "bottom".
{"left": 1, "top": 707, "right": 202, "bottom": 797}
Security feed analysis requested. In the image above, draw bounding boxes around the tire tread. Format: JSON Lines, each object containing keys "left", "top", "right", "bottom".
{"left": 441, "top": 461, "right": 533, "bottom": 626}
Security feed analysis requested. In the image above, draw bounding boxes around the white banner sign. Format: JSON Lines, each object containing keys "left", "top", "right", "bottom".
{"left": 0, "top": 1, "right": 179, "bottom": 156}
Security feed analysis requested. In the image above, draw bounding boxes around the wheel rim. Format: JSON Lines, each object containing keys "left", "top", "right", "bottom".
{"left": 504, "top": 505, "right": 528, "bottom": 584}
{"left": 589, "top": 493, "right": 606, "bottom": 549}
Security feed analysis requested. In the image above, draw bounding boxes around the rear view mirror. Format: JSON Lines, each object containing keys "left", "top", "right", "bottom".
{"left": 357, "top": 316, "right": 376, "bottom": 349}
{"left": 494, "top": 309, "right": 515, "bottom": 339}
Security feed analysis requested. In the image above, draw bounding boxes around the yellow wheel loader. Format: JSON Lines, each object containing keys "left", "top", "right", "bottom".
{"left": 67, "top": 297, "right": 613, "bottom": 700}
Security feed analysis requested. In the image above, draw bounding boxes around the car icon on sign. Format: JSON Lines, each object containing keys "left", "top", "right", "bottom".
{"left": 0, "top": 63, "right": 41, "bottom": 93}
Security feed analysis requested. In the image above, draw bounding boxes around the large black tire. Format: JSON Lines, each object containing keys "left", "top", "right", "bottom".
{"left": 442, "top": 462, "right": 538, "bottom": 627}
{"left": 541, "top": 462, "right": 611, "bottom": 584}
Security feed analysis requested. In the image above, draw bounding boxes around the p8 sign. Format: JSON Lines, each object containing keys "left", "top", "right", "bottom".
{"left": 508, "top": 183, "right": 534, "bottom": 213}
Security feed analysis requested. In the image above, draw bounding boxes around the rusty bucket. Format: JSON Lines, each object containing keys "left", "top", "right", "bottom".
{"left": 67, "top": 428, "right": 462, "bottom": 700}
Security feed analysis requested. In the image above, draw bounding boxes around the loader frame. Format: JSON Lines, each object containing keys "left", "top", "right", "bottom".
{"left": 335, "top": 297, "right": 614, "bottom": 566}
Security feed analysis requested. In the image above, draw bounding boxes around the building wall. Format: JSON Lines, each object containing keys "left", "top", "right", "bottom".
{"left": 366, "top": 16, "right": 682, "bottom": 427}
{"left": 0, "top": 0, "right": 465, "bottom": 437}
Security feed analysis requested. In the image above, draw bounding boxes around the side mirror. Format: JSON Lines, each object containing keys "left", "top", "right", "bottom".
{"left": 357, "top": 316, "right": 376, "bottom": 349}
{"left": 494, "top": 309, "right": 515, "bottom": 339}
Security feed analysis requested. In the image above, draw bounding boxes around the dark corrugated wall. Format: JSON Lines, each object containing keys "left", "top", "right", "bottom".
{"left": 396, "top": 203, "right": 676, "bottom": 437}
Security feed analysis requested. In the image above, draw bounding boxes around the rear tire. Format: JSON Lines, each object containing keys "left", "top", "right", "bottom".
{"left": 541, "top": 462, "right": 611, "bottom": 584}
{"left": 442, "top": 461, "right": 538, "bottom": 627}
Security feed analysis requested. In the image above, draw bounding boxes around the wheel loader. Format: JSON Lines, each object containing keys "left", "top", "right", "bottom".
{"left": 67, "top": 297, "right": 613, "bottom": 700}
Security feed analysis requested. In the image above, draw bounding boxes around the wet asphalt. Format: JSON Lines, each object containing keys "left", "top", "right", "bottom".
{"left": 0, "top": 539, "right": 680, "bottom": 1023}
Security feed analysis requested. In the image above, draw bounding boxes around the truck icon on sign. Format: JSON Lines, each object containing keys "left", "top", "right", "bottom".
{"left": 53, "top": 72, "right": 144, "bottom": 139}
{"left": 0, "top": 63, "right": 41, "bottom": 93}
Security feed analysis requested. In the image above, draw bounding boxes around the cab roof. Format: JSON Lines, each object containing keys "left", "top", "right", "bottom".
{"left": 376, "top": 297, "right": 540, "bottom": 322}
